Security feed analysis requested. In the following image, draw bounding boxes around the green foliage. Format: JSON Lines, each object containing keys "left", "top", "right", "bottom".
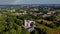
{"left": 21, "top": 28, "right": 30, "bottom": 34}
{"left": 15, "top": 19, "right": 23, "bottom": 26}
{"left": 6, "top": 29, "right": 16, "bottom": 34}
{"left": 0, "top": 8, "right": 60, "bottom": 34}
{"left": 0, "top": 25, "right": 5, "bottom": 31}
{"left": 35, "top": 30, "right": 39, "bottom": 34}
{"left": 50, "top": 23, "right": 57, "bottom": 28}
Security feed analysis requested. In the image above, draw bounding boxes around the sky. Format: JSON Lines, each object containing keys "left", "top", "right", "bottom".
{"left": 0, "top": 0, "right": 60, "bottom": 5}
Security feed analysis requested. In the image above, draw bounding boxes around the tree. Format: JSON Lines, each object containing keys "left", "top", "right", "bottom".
{"left": 20, "top": 28, "right": 30, "bottom": 34}
{"left": 6, "top": 29, "right": 16, "bottom": 34}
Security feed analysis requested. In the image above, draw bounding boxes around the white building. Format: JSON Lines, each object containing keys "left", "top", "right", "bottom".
{"left": 23, "top": 20, "right": 35, "bottom": 32}
{"left": 24, "top": 20, "right": 35, "bottom": 28}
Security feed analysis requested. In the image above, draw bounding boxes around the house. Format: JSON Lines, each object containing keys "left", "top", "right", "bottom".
{"left": 57, "top": 18, "right": 60, "bottom": 22}
{"left": 10, "top": 9, "right": 16, "bottom": 12}
{"left": 32, "top": 12, "right": 43, "bottom": 16}
{"left": 18, "top": 10, "right": 27, "bottom": 14}
{"left": 43, "top": 14, "right": 50, "bottom": 18}
{"left": 31, "top": 8, "right": 43, "bottom": 16}
{"left": 15, "top": 10, "right": 27, "bottom": 15}
{"left": 47, "top": 11, "right": 56, "bottom": 15}
{"left": 33, "top": 8, "right": 39, "bottom": 11}
{"left": 43, "top": 14, "right": 51, "bottom": 20}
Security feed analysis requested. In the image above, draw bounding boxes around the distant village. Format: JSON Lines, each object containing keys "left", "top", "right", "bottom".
{"left": 0, "top": 6, "right": 60, "bottom": 34}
